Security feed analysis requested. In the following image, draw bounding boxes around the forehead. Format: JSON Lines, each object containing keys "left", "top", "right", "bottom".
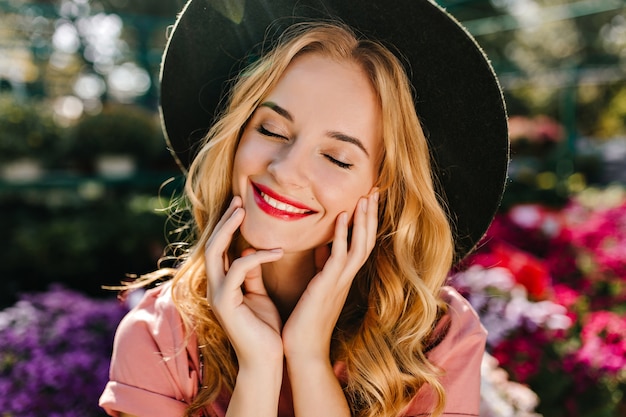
{"left": 260, "top": 54, "right": 383, "bottom": 160}
{"left": 265, "top": 54, "right": 381, "bottom": 132}
{"left": 273, "top": 52, "right": 373, "bottom": 96}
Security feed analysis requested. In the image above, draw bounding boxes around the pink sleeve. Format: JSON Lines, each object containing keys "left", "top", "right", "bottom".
{"left": 98, "top": 282, "right": 202, "bottom": 417}
{"left": 401, "top": 286, "right": 487, "bottom": 417}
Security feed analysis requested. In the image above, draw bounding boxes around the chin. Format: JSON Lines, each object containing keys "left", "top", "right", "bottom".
{"left": 239, "top": 222, "right": 282, "bottom": 251}
{"left": 240, "top": 222, "right": 332, "bottom": 253}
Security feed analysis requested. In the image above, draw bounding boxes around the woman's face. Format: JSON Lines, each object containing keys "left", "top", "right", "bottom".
{"left": 232, "top": 53, "right": 383, "bottom": 253}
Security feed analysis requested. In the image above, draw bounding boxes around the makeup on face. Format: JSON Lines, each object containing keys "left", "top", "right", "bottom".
{"left": 231, "top": 53, "right": 382, "bottom": 252}
{"left": 252, "top": 181, "right": 317, "bottom": 220}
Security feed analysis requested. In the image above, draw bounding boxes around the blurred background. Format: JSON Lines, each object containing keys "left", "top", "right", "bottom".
{"left": 0, "top": 0, "right": 625, "bottom": 416}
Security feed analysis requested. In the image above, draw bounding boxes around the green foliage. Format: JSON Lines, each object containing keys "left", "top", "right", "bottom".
{"left": 597, "top": 85, "right": 626, "bottom": 137}
{"left": 0, "top": 179, "right": 182, "bottom": 308}
{"left": 527, "top": 339, "right": 625, "bottom": 417}
{"left": 0, "top": 95, "right": 66, "bottom": 163}
{"left": 73, "top": 104, "right": 165, "bottom": 163}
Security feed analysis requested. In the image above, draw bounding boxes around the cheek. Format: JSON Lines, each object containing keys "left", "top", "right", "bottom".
{"left": 231, "top": 152, "right": 245, "bottom": 195}
{"left": 235, "top": 133, "right": 278, "bottom": 166}
{"left": 232, "top": 138, "right": 266, "bottom": 191}
{"left": 342, "top": 176, "right": 377, "bottom": 219}
{"left": 233, "top": 138, "right": 253, "bottom": 171}
{"left": 320, "top": 180, "right": 371, "bottom": 219}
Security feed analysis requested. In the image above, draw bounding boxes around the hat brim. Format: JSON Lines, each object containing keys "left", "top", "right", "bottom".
{"left": 159, "top": 0, "right": 509, "bottom": 260}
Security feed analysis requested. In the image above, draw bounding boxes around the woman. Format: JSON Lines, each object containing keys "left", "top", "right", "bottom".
{"left": 100, "top": 1, "right": 509, "bottom": 417}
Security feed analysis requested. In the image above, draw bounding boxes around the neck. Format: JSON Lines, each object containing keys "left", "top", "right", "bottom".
{"left": 261, "top": 250, "right": 317, "bottom": 322}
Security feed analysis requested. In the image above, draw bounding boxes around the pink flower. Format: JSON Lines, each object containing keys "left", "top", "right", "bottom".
{"left": 575, "top": 311, "right": 626, "bottom": 375}
{"left": 564, "top": 202, "right": 626, "bottom": 278}
{"left": 508, "top": 115, "right": 564, "bottom": 145}
{"left": 552, "top": 284, "right": 581, "bottom": 322}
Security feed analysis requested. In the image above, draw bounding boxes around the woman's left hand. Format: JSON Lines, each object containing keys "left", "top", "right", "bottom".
{"left": 282, "top": 189, "right": 379, "bottom": 361}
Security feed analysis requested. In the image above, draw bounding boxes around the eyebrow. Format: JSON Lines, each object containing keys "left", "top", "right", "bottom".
{"left": 260, "top": 101, "right": 293, "bottom": 122}
{"left": 260, "top": 101, "right": 370, "bottom": 158}
{"left": 327, "top": 131, "right": 370, "bottom": 158}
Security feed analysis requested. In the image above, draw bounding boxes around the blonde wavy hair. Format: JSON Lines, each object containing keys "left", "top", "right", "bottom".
{"left": 155, "top": 21, "right": 453, "bottom": 417}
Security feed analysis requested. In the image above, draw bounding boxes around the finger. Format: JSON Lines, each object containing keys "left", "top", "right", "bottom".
{"left": 241, "top": 247, "right": 257, "bottom": 257}
{"left": 205, "top": 206, "right": 244, "bottom": 267}
{"left": 205, "top": 207, "right": 245, "bottom": 294}
{"left": 205, "top": 196, "right": 243, "bottom": 274}
{"left": 226, "top": 249, "right": 283, "bottom": 294}
{"left": 346, "top": 190, "right": 379, "bottom": 273}
{"left": 365, "top": 190, "right": 380, "bottom": 253}
{"left": 332, "top": 212, "right": 349, "bottom": 256}
{"left": 323, "top": 212, "right": 349, "bottom": 278}
{"left": 205, "top": 196, "right": 242, "bottom": 250}
{"left": 347, "top": 196, "right": 369, "bottom": 266}
{"left": 240, "top": 248, "right": 270, "bottom": 296}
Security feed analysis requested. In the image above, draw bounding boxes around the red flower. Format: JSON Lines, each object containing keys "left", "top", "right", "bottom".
{"left": 492, "top": 329, "right": 549, "bottom": 383}
{"left": 472, "top": 242, "right": 551, "bottom": 300}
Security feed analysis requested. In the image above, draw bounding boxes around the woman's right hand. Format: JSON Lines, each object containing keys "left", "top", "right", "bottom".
{"left": 204, "top": 196, "right": 285, "bottom": 369}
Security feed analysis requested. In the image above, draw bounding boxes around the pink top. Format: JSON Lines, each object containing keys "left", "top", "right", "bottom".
{"left": 99, "top": 283, "right": 486, "bottom": 417}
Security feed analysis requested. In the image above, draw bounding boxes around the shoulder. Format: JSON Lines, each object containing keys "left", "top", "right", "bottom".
{"left": 402, "top": 286, "right": 487, "bottom": 416}
{"left": 99, "top": 281, "right": 202, "bottom": 416}
{"left": 428, "top": 287, "right": 487, "bottom": 368}
{"left": 114, "top": 282, "right": 191, "bottom": 361}
{"left": 436, "top": 286, "right": 487, "bottom": 355}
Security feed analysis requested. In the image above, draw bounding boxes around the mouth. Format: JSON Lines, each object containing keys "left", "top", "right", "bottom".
{"left": 251, "top": 182, "right": 316, "bottom": 220}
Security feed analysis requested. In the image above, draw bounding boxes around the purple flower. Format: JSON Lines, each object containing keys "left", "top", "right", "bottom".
{"left": 0, "top": 285, "right": 127, "bottom": 416}
{"left": 450, "top": 265, "right": 571, "bottom": 346}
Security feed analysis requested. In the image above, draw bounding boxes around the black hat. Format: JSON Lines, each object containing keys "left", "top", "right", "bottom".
{"left": 159, "top": 0, "right": 509, "bottom": 260}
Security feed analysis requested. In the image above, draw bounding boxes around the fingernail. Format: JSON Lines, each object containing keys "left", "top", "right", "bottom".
{"left": 232, "top": 207, "right": 241, "bottom": 216}
{"left": 269, "top": 248, "right": 283, "bottom": 253}
{"left": 373, "top": 191, "right": 379, "bottom": 202}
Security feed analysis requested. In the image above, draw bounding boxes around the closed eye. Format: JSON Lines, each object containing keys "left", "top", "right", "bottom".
{"left": 324, "top": 154, "right": 353, "bottom": 170}
{"left": 257, "top": 124, "right": 287, "bottom": 140}
{"left": 257, "top": 124, "right": 352, "bottom": 169}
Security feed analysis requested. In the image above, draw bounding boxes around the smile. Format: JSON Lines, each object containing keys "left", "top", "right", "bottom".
{"left": 251, "top": 182, "right": 316, "bottom": 220}
{"left": 261, "top": 192, "right": 309, "bottom": 214}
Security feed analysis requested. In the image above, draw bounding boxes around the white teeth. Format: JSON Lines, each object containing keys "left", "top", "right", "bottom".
{"left": 261, "top": 192, "right": 309, "bottom": 214}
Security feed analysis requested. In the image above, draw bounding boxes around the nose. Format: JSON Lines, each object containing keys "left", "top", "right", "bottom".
{"left": 267, "top": 139, "right": 310, "bottom": 188}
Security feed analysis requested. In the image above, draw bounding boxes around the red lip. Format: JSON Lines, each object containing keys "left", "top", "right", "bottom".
{"left": 251, "top": 182, "right": 316, "bottom": 220}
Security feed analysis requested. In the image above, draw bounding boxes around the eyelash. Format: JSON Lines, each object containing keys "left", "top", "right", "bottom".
{"left": 256, "top": 124, "right": 353, "bottom": 170}
{"left": 325, "top": 155, "right": 353, "bottom": 169}
{"left": 257, "top": 125, "right": 286, "bottom": 139}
